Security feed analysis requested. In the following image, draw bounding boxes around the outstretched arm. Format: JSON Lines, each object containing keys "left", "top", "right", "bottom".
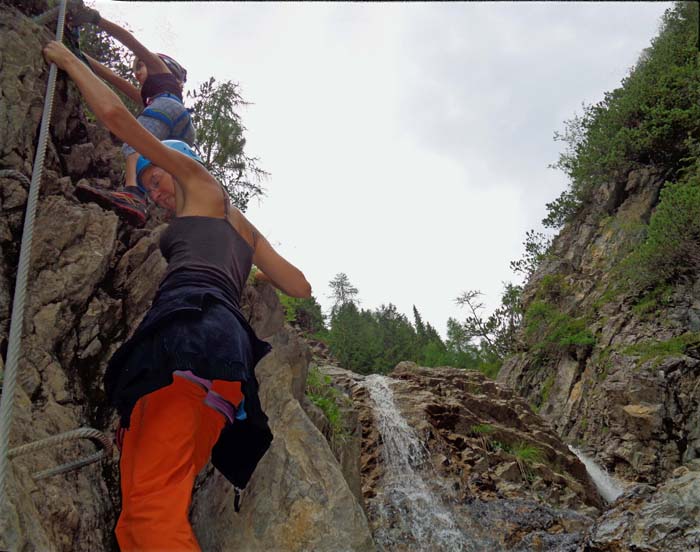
{"left": 83, "top": 54, "right": 141, "bottom": 104}
{"left": 72, "top": 7, "right": 169, "bottom": 76}
{"left": 229, "top": 210, "right": 312, "bottom": 298}
{"left": 43, "top": 41, "right": 214, "bottom": 205}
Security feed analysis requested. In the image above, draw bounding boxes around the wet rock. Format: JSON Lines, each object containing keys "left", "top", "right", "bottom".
{"left": 585, "top": 470, "right": 700, "bottom": 551}
{"left": 323, "top": 364, "right": 603, "bottom": 550}
{"left": 499, "top": 166, "right": 698, "bottom": 488}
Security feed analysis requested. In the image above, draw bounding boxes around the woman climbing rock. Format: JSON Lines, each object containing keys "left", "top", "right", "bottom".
{"left": 43, "top": 38, "right": 311, "bottom": 551}
{"left": 69, "top": 5, "right": 195, "bottom": 228}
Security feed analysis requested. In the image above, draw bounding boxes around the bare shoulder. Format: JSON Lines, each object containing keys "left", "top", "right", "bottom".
{"left": 227, "top": 207, "right": 258, "bottom": 250}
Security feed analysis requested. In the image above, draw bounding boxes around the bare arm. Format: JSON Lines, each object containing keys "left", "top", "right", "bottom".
{"left": 95, "top": 16, "right": 169, "bottom": 75}
{"left": 43, "top": 42, "right": 216, "bottom": 208}
{"left": 83, "top": 54, "right": 141, "bottom": 104}
{"left": 230, "top": 210, "right": 311, "bottom": 298}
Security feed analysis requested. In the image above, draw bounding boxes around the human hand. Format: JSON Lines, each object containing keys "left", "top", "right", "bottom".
{"left": 69, "top": 6, "right": 101, "bottom": 26}
{"left": 43, "top": 40, "right": 76, "bottom": 70}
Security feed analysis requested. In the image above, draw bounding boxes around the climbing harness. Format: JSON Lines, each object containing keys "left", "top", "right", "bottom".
{"left": 141, "top": 93, "right": 194, "bottom": 142}
{"left": 0, "top": 0, "right": 111, "bottom": 510}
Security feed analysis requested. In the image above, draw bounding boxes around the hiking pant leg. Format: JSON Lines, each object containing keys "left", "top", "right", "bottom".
{"left": 122, "top": 112, "right": 172, "bottom": 158}
{"left": 116, "top": 377, "right": 226, "bottom": 551}
{"left": 123, "top": 96, "right": 195, "bottom": 157}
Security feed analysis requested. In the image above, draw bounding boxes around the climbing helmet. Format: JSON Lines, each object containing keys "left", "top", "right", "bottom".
{"left": 136, "top": 139, "right": 204, "bottom": 191}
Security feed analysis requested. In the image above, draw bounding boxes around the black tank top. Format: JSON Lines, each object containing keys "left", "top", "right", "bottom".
{"left": 158, "top": 216, "right": 253, "bottom": 308}
{"left": 141, "top": 72, "right": 183, "bottom": 106}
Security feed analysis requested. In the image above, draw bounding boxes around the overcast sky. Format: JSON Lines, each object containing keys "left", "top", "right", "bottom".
{"left": 97, "top": 1, "right": 671, "bottom": 337}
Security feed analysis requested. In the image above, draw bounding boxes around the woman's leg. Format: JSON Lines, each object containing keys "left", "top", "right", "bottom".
{"left": 116, "top": 376, "right": 225, "bottom": 551}
{"left": 124, "top": 152, "right": 140, "bottom": 189}
{"left": 74, "top": 100, "right": 173, "bottom": 227}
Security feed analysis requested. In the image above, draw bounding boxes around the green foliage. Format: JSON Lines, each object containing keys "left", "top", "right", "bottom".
{"left": 546, "top": 2, "right": 700, "bottom": 228}
{"left": 187, "top": 77, "right": 267, "bottom": 211}
{"left": 469, "top": 424, "right": 495, "bottom": 435}
{"left": 539, "top": 373, "right": 555, "bottom": 405}
{"left": 542, "top": 189, "right": 582, "bottom": 229}
{"left": 306, "top": 367, "right": 349, "bottom": 445}
{"left": 622, "top": 332, "right": 700, "bottom": 364}
{"left": 277, "top": 292, "right": 326, "bottom": 334}
{"left": 622, "top": 167, "right": 700, "bottom": 291}
{"left": 512, "top": 443, "right": 544, "bottom": 464}
{"left": 454, "top": 283, "right": 523, "bottom": 361}
{"left": 631, "top": 283, "right": 674, "bottom": 317}
{"left": 327, "top": 302, "right": 383, "bottom": 374}
{"left": 538, "top": 274, "right": 570, "bottom": 302}
{"left": 324, "top": 276, "right": 502, "bottom": 376}
{"left": 328, "top": 273, "right": 359, "bottom": 314}
{"left": 524, "top": 300, "right": 595, "bottom": 359}
{"left": 373, "top": 303, "right": 420, "bottom": 370}
{"left": 510, "top": 230, "right": 553, "bottom": 279}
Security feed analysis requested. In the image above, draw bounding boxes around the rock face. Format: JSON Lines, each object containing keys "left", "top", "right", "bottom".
{"left": 499, "top": 165, "right": 700, "bottom": 486}
{"left": 191, "top": 291, "right": 374, "bottom": 552}
{"left": 1, "top": 3, "right": 372, "bottom": 550}
{"left": 585, "top": 463, "right": 700, "bottom": 551}
{"left": 321, "top": 363, "right": 604, "bottom": 551}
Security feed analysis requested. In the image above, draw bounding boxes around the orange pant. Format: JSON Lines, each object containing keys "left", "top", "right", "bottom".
{"left": 116, "top": 376, "right": 242, "bottom": 551}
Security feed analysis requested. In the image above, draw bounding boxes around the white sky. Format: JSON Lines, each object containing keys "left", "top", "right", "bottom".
{"left": 96, "top": 1, "right": 671, "bottom": 337}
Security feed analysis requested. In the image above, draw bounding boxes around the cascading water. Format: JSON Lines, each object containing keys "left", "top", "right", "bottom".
{"left": 569, "top": 446, "right": 625, "bottom": 503}
{"left": 362, "top": 374, "right": 478, "bottom": 551}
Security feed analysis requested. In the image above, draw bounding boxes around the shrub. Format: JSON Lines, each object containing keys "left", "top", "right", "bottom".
{"left": 623, "top": 332, "right": 700, "bottom": 364}
{"left": 469, "top": 424, "right": 495, "bottom": 436}
{"left": 306, "top": 366, "right": 350, "bottom": 445}
{"left": 512, "top": 443, "right": 544, "bottom": 464}
{"left": 545, "top": 2, "right": 700, "bottom": 229}
{"left": 277, "top": 292, "right": 326, "bottom": 334}
{"left": 524, "top": 300, "right": 595, "bottom": 359}
{"left": 623, "top": 169, "right": 700, "bottom": 291}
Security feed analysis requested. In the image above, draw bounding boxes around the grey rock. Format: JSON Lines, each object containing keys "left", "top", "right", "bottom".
{"left": 586, "top": 471, "right": 700, "bottom": 551}
{"left": 62, "top": 142, "right": 95, "bottom": 176}
{"left": 191, "top": 328, "right": 375, "bottom": 552}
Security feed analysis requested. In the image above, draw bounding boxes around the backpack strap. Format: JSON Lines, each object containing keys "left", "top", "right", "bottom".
{"left": 140, "top": 100, "right": 193, "bottom": 140}
{"left": 141, "top": 107, "right": 175, "bottom": 130}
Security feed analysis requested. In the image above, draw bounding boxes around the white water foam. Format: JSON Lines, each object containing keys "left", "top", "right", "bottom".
{"left": 569, "top": 446, "right": 625, "bottom": 503}
{"left": 363, "top": 374, "right": 474, "bottom": 551}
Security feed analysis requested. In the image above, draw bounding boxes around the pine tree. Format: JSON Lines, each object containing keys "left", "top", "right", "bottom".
{"left": 328, "top": 273, "right": 359, "bottom": 313}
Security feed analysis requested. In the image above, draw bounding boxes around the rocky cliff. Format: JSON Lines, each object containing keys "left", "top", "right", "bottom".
{"left": 493, "top": 5, "right": 700, "bottom": 546}
{"left": 4, "top": 2, "right": 698, "bottom": 551}
{"left": 492, "top": 163, "right": 700, "bottom": 549}
{"left": 0, "top": 3, "right": 372, "bottom": 550}
{"left": 321, "top": 363, "right": 602, "bottom": 551}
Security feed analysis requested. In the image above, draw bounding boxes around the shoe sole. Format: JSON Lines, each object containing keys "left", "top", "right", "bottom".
{"left": 75, "top": 186, "right": 146, "bottom": 228}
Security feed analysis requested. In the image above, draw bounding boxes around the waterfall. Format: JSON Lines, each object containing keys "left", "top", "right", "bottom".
{"left": 569, "top": 446, "right": 625, "bottom": 503}
{"left": 363, "top": 374, "right": 476, "bottom": 551}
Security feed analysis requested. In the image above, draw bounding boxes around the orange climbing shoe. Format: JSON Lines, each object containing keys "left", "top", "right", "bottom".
{"left": 75, "top": 182, "right": 147, "bottom": 228}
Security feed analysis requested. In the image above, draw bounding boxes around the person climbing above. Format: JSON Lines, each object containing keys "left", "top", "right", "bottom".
{"left": 44, "top": 39, "right": 311, "bottom": 551}
{"left": 68, "top": 5, "right": 195, "bottom": 228}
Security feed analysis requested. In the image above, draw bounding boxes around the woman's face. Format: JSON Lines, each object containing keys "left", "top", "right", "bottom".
{"left": 132, "top": 58, "right": 148, "bottom": 86}
{"left": 141, "top": 166, "right": 176, "bottom": 213}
